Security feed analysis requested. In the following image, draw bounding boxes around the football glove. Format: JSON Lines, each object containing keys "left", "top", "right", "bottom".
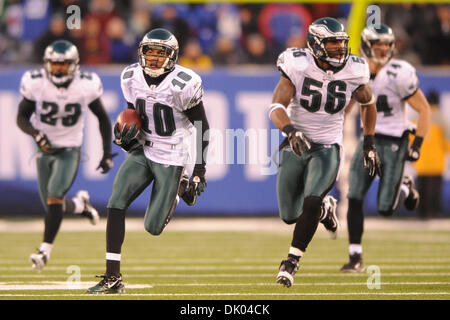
{"left": 363, "top": 135, "right": 382, "bottom": 177}
{"left": 33, "top": 131, "right": 51, "bottom": 152}
{"left": 283, "top": 124, "right": 311, "bottom": 157}
{"left": 113, "top": 122, "right": 140, "bottom": 152}
{"left": 96, "top": 152, "right": 118, "bottom": 174}
{"left": 180, "top": 166, "right": 207, "bottom": 206}
{"left": 405, "top": 136, "right": 423, "bottom": 162}
{"left": 179, "top": 171, "right": 196, "bottom": 206}
{"left": 190, "top": 166, "right": 207, "bottom": 196}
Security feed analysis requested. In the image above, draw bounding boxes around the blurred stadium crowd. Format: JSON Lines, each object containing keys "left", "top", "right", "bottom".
{"left": 1, "top": 0, "right": 449, "bottom": 68}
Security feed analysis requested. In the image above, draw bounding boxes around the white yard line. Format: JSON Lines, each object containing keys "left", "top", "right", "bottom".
{"left": 0, "top": 281, "right": 449, "bottom": 291}
{"left": 152, "top": 282, "right": 450, "bottom": 286}
{"left": 0, "top": 282, "right": 152, "bottom": 290}
{"left": 1, "top": 265, "right": 450, "bottom": 272}
{"left": 1, "top": 217, "right": 450, "bottom": 232}
{"left": 0, "top": 272, "right": 449, "bottom": 279}
{"left": 2, "top": 258, "right": 450, "bottom": 264}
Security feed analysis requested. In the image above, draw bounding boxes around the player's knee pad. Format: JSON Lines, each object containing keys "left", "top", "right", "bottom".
{"left": 302, "top": 196, "right": 323, "bottom": 220}
{"left": 379, "top": 210, "right": 394, "bottom": 217}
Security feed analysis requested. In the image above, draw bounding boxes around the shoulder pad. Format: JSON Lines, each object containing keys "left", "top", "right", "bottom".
{"left": 121, "top": 63, "right": 140, "bottom": 82}
{"left": 171, "top": 65, "right": 203, "bottom": 110}
{"left": 173, "top": 65, "right": 201, "bottom": 84}
{"left": 78, "top": 70, "right": 103, "bottom": 103}
{"left": 387, "top": 59, "right": 416, "bottom": 76}
{"left": 277, "top": 48, "right": 310, "bottom": 76}
{"left": 20, "top": 69, "right": 44, "bottom": 100}
{"left": 387, "top": 59, "right": 418, "bottom": 99}
{"left": 346, "top": 54, "right": 370, "bottom": 84}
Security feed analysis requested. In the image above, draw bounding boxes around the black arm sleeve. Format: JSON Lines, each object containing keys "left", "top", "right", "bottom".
{"left": 184, "top": 101, "right": 210, "bottom": 168}
{"left": 88, "top": 98, "right": 112, "bottom": 155}
{"left": 127, "top": 101, "right": 135, "bottom": 109}
{"left": 17, "top": 97, "right": 38, "bottom": 136}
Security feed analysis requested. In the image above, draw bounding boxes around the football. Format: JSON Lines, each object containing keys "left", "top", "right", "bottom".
{"left": 115, "top": 108, "right": 142, "bottom": 132}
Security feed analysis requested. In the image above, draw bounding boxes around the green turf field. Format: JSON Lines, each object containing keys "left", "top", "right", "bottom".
{"left": 0, "top": 218, "right": 449, "bottom": 300}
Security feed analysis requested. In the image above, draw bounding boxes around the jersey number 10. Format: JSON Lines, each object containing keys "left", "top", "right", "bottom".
{"left": 136, "top": 99, "right": 176, "bottom": 137}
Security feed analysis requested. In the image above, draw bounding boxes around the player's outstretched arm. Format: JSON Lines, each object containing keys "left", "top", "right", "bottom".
{"left": 405, "top": 89, "right": 431, "bottom": 161}
{"left": 88, "top": 98, "right": 116, "bottom": 173}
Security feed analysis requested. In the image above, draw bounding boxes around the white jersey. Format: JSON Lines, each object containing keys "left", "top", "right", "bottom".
{"left": 120, "top": 63, "right": 203, "bottom": 166}
{"left": 20, "top": 68, "right": 103, "bottom": 148}
{"left": 370, "top": 59, "right": 419, "bottom": 137}
{"left": 277, "top": 48, "right": 370, "bottom": 145}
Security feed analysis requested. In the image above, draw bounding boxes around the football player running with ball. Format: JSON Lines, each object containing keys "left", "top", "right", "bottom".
{"left": 86, "top": 28, "right": 210, "bottom": 294}
{"left": 17, "top": 40, "right": 114, "bottom": 271}
{"left": 340, "top": 24, "right": 431, "bottom": 272}
{"left": 269, "top": 17, "right": 380, "bottom": 288}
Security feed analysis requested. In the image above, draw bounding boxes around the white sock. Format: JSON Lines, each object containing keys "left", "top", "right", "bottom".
{"left": 320, "top": 207, "right": 328, "bottom": 221}
{"left": 400, "top": 184, "right": 410, "bottom": 199}
{"left": 320, "top": 197, "right": 330, "bottom": 221}
{"left": 39, "top": 242, "right": 53, "bottom": 258}
{"left": 106, "top": 252, "right": 121, "bottom": 261}
{"left": 349, "top": 244, "right": 362, "bottom": 255}
{"left": 72, "top": 196, "right": 84, "bottom": 214}
{"left": 289, "top": 247, "right": 304, "bottom": 258}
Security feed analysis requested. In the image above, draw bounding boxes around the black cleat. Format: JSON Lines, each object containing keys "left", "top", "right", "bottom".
{"left": 276, "top": 257, "right": 299, "bottom": 288}
{"left": 403, "top": 176, "right": 419, "bottom": 211}
{"left": 340, "top": 253, "right": 365, "bottom": 273}
{"left": 320, "top": 196, "right": 339, "bottom": 239}
{"left": 178, "top": 172, "right": 197, "bottom": 206}
{"left": 85, "top": 274, "right": 125, "bottom": 294}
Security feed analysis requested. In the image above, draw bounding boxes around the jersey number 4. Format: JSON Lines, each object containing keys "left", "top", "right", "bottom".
{"left": 300, "top": 77, "right": 347, "bottom": 114}
{"left": 376, "top": 94, "right": 393, "bottom": 117}
{"left": 41, "top": 102, "right": 81, "bottom": 127}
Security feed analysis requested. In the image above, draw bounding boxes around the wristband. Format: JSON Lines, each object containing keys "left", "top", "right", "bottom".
{"left": 269, "top": 103, "right": 287, "bottom": 118}
{"left": 282, "top": 124, "right": 296, "bottom": 136}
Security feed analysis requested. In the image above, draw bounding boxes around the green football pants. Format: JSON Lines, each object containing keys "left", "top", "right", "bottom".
{"left": 36, "top": 147, "right": 81, "bottom": 211}
{"left": 108, "top": 148, "right": 184, "bottom": 235}
{"left": 277, "top": 143, "right": 341, "bottom": 223}
{"left": 347, "top": 133, "right": 409, "bottom": 212}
